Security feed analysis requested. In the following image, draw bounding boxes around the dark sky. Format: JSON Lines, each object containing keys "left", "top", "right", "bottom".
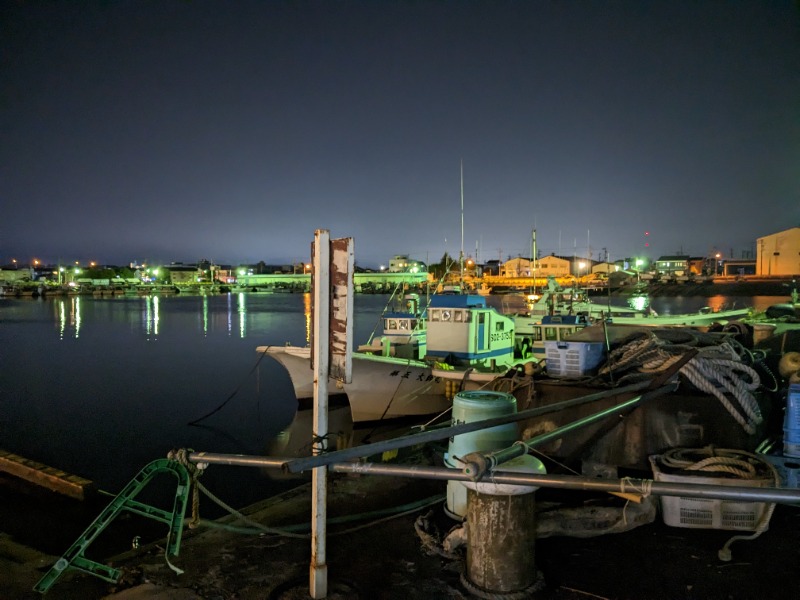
{"left": 2, "top": 1, "right": 799, "bottom": 268}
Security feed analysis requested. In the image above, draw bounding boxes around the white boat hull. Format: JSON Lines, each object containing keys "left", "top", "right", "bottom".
{"left": 607, "top": 307, "right": 750, "bottom": 327}
{"left": 260, "top": 345, "right": 451, "bottom": 423}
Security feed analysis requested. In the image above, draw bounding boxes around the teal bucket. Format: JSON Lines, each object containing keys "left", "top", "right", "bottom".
{"left": 445, "top": 390, "right": 518, "bottom": 518}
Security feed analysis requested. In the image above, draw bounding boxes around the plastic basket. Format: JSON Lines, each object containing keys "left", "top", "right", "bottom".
{"left": 649, "top": 455, "right": 772, "bottom": 531}
{"left": 544, "top": 341, "right": 605, "bottom": 378}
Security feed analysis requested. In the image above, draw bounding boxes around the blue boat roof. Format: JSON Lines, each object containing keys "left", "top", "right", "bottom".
{"left": 541, "top": 314, "right": 589, "bottom": 325}
{"left": 429, "top": 294, "right": 487, "bottom": 308}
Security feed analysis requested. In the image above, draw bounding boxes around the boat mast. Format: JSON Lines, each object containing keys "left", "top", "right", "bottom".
{"left": 459, "top": 160, "right": 465, "bottom": 283}
{"left": 531, "top": 228, "right": 537, "bottom": 296}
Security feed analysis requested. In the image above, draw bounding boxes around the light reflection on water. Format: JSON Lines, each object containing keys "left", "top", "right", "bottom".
{"left": 648, "top": 295, "right": 781, "bottom": 315}
{"left": 0, "top": 293, "right": 383, "bottom": 507}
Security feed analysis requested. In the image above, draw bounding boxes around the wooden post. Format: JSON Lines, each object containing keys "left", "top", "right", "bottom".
{"left": 308, "top": 230, "right": 353, "bottom": 599}
{"left": 309, "top": 229, "right": 330, "bottom": 599}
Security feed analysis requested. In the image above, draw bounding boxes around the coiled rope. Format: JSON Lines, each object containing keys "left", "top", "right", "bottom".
{"left": 599, "top": 333, "right": 763, "bottom": 434}
{"left": 658, "top": 447, "right": 780, "bottom": 561}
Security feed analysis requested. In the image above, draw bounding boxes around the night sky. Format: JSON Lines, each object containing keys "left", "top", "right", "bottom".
{"left": 2, "top": 1, "right": 798, "bottom": 269}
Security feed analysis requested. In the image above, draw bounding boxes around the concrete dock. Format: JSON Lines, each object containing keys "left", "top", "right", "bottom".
{"left": 3, "top": 452, "right": 800, "bottom": 599}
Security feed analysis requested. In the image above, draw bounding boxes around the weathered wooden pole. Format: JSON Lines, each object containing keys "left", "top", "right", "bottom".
{"left": 308, "top": 230, "right": 353, "bottom": 600}
{"left": 309, "top": 229, "right": 330, "bottom": 600}
{"left": 463, "top": 454, "right": 544, "bottom": 595}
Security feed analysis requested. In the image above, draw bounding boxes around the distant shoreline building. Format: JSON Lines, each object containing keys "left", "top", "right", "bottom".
{"left": 387, "top": 255, "right": 426, "bottom": 273}
{"left": 757, "top": 227, "right": 800, "bottom": 276}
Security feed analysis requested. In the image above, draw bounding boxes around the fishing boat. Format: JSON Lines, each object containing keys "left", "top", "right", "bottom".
{"left": 603, "top": 305, "right": 752, "bottom": 327}
{"left": 517, "top": 276, "right": 644, "bottom": 320}
{"left": 261, "top": 344, "right": 447, "bottom": 422}
{"left": 356, "top": 292, "right": 427, "bottom": 360}
{"left": 261, "top": 294, "right": 534, "bottom": 423}
{"left": 512, "top": 314, "right": 591, "bottom": 359}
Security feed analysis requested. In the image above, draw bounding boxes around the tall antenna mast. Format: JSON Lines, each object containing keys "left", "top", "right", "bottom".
{"left": 532, "top": 228, "right": 537, "bottom": 295}
{"left": 460, "top": 160, "right": 465, "bottom": 281}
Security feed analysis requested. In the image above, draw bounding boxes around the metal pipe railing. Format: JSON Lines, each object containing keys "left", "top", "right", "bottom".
{"left": 281, "top": 379, "right": 656, "bottom": 474}
{"left": 461, "top": 383, "right": 677, "bottom": 478}
{"left": 189, "top": 452, "right": 288, "bottom": 469}
{"left": 183, "top": 451, "right": 800, "bottom": 505}
{"left": 332, "top": 462, "right": 800, "bottom": 504}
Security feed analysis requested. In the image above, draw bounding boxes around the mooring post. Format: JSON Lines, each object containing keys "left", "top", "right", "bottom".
{"left": 463, "top": 454, "right": 545, "bottom": 595}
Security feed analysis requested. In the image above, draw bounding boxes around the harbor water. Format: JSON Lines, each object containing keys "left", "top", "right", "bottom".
{"left": 0, "top": 291, "right": 786, "bottom": 508}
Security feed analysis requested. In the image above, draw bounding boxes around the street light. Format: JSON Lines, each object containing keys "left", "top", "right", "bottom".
{"left": 715, "top": 253, "right": 721, "bottom": 277}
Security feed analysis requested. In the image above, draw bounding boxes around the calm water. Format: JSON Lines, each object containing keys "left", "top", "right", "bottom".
{"left": 0, "top": 292, "right": 394, "bottom": 508}
{"left": 0, "top": 291, "right": 787, "bottom": 506}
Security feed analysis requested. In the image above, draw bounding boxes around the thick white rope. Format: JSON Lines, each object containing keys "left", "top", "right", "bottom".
{"left": 600, "top": 334, "right": 763, "bottom": 434}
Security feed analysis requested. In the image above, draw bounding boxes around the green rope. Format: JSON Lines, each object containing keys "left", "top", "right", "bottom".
{"left": 197, "top": 491, "right": 446, "bottom": 538}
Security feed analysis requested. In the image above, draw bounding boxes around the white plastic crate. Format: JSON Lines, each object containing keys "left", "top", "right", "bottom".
{"left": 649, "top": 455, "right": 772, "bottom": 531}
{"left": 544, "top": 341, "right": 605, "bottom": 378}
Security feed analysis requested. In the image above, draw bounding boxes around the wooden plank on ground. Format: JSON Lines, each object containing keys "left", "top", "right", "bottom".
{"left": 0, "top": 450, "right": 94, "bottom": 500}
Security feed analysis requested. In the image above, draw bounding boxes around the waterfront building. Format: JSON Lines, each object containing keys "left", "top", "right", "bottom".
{"left": 654, "top": 255, "right": 690, "bottom": 277}
{"left": 500, "top": 256, "right": 533, "bottom": 277}
{"left": 757, "top": 227, "right": 800, "bottom": 276}
{"left": 535, "top": 254, "right": 571, "bottom": 278}
{"left": 387, "top": 255, "right": 426, "bottom": 273}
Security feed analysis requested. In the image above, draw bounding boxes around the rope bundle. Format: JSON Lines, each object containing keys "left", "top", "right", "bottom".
{"left": 656, "top": 446, "right": 780, "bottom": 561}
{"left": 600, "top": 332, "right": 763, "bottom": 434}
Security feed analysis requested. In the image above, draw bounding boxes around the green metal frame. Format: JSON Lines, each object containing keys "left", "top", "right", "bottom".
{"left": 34, "top": 458, "right": 191, "bottom": 594}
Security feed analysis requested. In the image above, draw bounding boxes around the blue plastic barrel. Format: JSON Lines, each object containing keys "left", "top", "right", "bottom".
{"left": 784, "top": 384, "right": 800, "bottom": 458}
{"left": 445, "top": 390, "right": 518, "bottom": 518}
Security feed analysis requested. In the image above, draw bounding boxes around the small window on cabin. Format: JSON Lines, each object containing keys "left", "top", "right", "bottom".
{"left": 495, "top": 321, "right": 505, "bottom": 331}
{"left": 430, "top": 310, "right": 440, "bottom": 322}
{"left": 454, "top": 310, "right": 463, "bottom": 322}
{"left": 479, "top": 313, "right": 486, "bottom": 325}
{"left": 388, "top": 320, "right": 397, "bottom": 330}
{"left": 545, "top": 327, "right": 558, "bottom": 340}
{"left": 399, "top": 320, "right": 408, "bottom": 330}
{"left": 533, "top": 329, "right": 542, "bottom": 342}
{"left": 464, "top": 311, "right": 472, "bottom": 323}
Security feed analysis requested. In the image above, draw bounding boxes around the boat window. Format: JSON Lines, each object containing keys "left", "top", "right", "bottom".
{"left": 454, "top": 310, "right": 463, "bottom": 322}
{"left": 464, "top": 311, "right": 471, "bottom": 323}
{"left": 398, "top": 320, "right": 408, "bottom": 330}
{"left": 532, "top": 329, "right": 542, "bottom": 342}
{"left": 388, "top": 320, "right": 397, "bottom": 330}
{"left": 495, "top": 320, "right": 505, "bottom": 331}
{"left": 545, "top": 327, "right": 558, "bottom": 340}
{"left": 430, "top": 310, "right": 440, "bottom": 322}
{"left": 442, "top": 310, "right": 452, "bottom": 321}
